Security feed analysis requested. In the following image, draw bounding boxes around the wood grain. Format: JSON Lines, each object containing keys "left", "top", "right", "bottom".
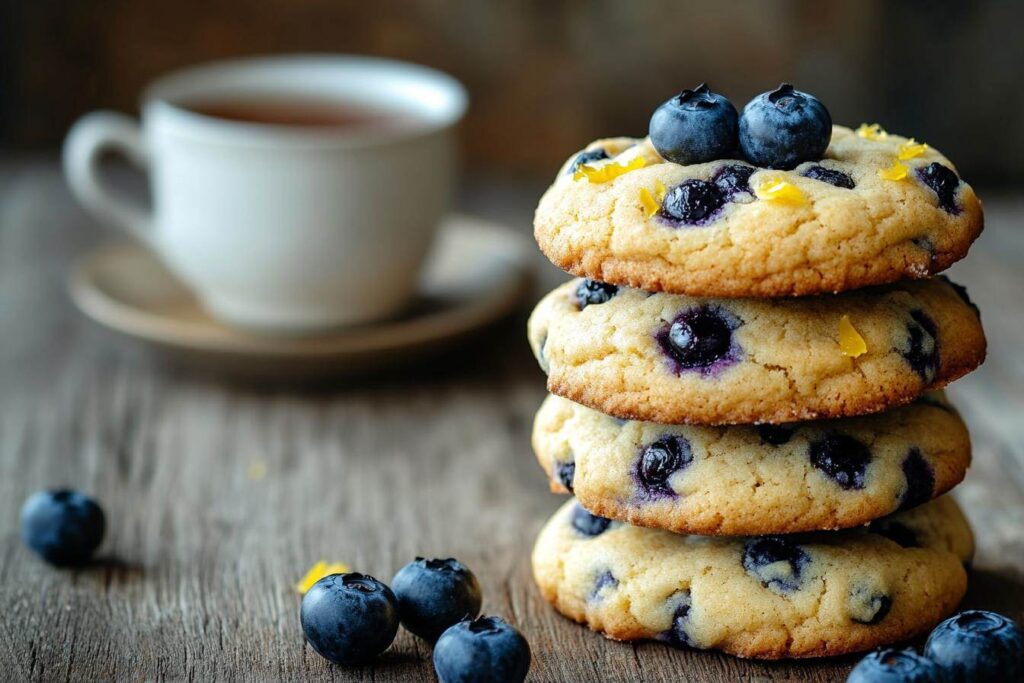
{"left": 1, "top": 160, "right": 1022, "bottom": 681}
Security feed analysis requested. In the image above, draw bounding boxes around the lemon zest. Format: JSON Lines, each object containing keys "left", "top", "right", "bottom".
{"left": 839, "top": 315, "right": 868, "bottom": 358}
{"left": 639, "top": 188, "right": 659, "bottom": 217}
{"left": 754, "top": 176, "right": 806, "bottom": 204}
{"left": 878, "top": 161, "right": 909, "bottom": 181}
{"left": 574, "top": 156, "right": 646, "bottom": 183}
{"left": 898, "top": 139, "right": 929, "bottom": 160}
{"left": 856, "top": 123, "right": 888, "bottom": 141}
{"left": 295, "top": 560, "right": 351, "bottom": 594}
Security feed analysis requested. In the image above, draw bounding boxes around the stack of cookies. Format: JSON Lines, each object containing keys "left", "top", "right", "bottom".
{"left": 525, "top": 84, "right": 986, "bottom": 659}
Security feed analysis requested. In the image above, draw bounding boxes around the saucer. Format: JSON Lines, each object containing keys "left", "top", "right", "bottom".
{"left": 69, "top": 215, "right": 535, "bottom": 379}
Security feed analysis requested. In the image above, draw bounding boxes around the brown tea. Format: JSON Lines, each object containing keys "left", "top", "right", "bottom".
{"left": 183, "top": 98, "right": 413, "bottom": 129}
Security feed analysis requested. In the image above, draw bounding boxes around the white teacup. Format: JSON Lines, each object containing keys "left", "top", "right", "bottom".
{"left": 63, "top": 55, "right": 467, "bottom": 332}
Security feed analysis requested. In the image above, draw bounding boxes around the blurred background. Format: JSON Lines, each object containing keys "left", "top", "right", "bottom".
{"left": 3, "top": 0, "right": 1023, "bottom": 187}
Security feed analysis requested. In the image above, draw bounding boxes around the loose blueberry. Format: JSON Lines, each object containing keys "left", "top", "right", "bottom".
{"left": 742, "top": 536, "right": 810, "bottom": 593}
{"left": 635, "top": 435, "right": 693, "bottom": 497}
{"left": 802, "top": 165, "right": 855, "bottom": 189}
{"left": 902, "top": 310, "right": 940, "bottom": 383}
{"left": 757, "top": 424, "right": 796, "bottom": 446}
{"left": 20, "top": 489, "right": 106, "bottom": 566}
{"left": 899, "top": 448, "right": 935, "bottom": 510}
{"left": 657, "top": 305, "right": 739, "bottom": 372}
{"left": 555, "top": 459, "right": 576, "bottom": 492}
{"left": 575, "top": 279, "right": 619, "bottom": 310}
{"left": 846, "top": 648, "right": 947, "bottom": 683}
{"left": 568, "top": 148, "right": 609, "bottom": 174}
{"left": 849, "top": 586, "right": 893, "bottom": 625}
{"left": 916, "top": 162, "right": 962, "bottom": 215}
{"left": 591, "top": 570, "right": 618, "bottom": 599}
{"left": 739, "top": 83, "right": 832, "bottom": 170}
{"left": 712, "top": 163, "right": 756, "bottom": 198}
{"left": 433, "top": 616, "right": 531, "bottom": 683}
{"left": 658, "top": 179, "right": 728, "bottom": 225}
{"left": 808, "top": 433, "right": 871, "bottom": 490}
{"left": 869, "top": 520, "right": 920, "bottom": 548}
{"left": 571, "top": 505, "right": 612, "bottom": 537}
{"left": 937, "top": 275, "right": 980, "bottom": 317}
{"left": 649, "top": 83, "right": 739, "bottom": 165}
{"left": 925, "top": 610, "right": 1024, "bottom": 683}
{"left": 658, "top": 591, "right": 699, "bottom": 649}
{"left": 391, "top": 558, "right": 483, "bottom": 642}
{"left": 300, "top": 572, "right": 399, "bottom": 666}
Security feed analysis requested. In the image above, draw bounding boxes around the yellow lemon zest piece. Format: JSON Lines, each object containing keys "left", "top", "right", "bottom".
{"left": 754, "top": 176, "right": 806, "bottom": 204}
{"left": 856, "top": 123, "right": 888, "bottom": 141}
{"left": 295, "top": 560, "right": 351, "bottom": 594}
{"left": 878, "top": 161, "right": 909, "bottom": 181}
{"left": 639, "top": 188, "right": 659, "bottom": 218}
{"left": 839, "top": 315, "right": 868, "bottom": 358}
{"left": 574, "top": 156, "right": 646, "bottom": 183}
{"left": 654, "top": 180, "right": 666, "bottom": 200}
{"left": 898, "top": 139, "right": 929, "bottom": 160}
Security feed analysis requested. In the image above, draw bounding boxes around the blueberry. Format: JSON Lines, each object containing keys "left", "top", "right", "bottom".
{"left": 658, "top": 179, "right": 727, "bottom": 225}
{"left": 937, "top": 275, "right": 980, "bottom": 318}
{"left": 571, "top": 505, "right": 613, "bottom": 537}
{"left": 555, "top": 459, "right": 575, "bottom": 492}
{"left": 20, "top": 489, "right": 105, "bottom": 566}
{"left": 846, "top": 648, "right": 947, "bottom": 683}
{"left": 649, "top": 83, "right": 738, "bottom": 165}
{"left": 849, "top": 586, "right": 893, "bottom": 625}
{"left": 575, "top": 279, "right": 619, "bottom": 310}
{"left": 658, "top": 591, "right": 699, "bottom": 649}
{"left": 391, "top": 558, "right": 483, "bottom": 641}
{"left": 433, "top": 616, "right": 531, "bottom": 683}
{"left": 916, "top": 162, "right": 962, "bottom": 215}
{"left": 739, "top": 83, "right": 832, "bottom": 170}
{"left": 568, "top": 148, "right": 608, "bottom": 174}
{"left": 924, "top": 610, "right": 1024, "bottom": 682}
{"left": 635, "top": 435, "right": 693, "bottom": 497}
{"left": 756, "top": 424, "right": 796, "bottom": 446}
{"left": 712, "top": 163, "right": 756, "bottom": 198}
{"left": 591, "top": 570, "right": 618, "bottom": 599}
{"left": 902, "top": 310, "right": 940, "bottom": 383}
{"left": 869, "top": 520, "right": 920, "bottom": 548}
{"left": 808, "top": 433, "right": 871, "bottom": 490}
{"left": 657, "top": 305, "right": 739, "bottom": 372}
{"left": 899, "top": 448, "right": 935, "bottom": 510}
{"left": 802, "top": 165, "right": 855, "bottom": 189}
{"left": 300, "top": 572, "right": 399, "bottom": 666}
{"left": 742, "top": 537, "right": 810, "bottom": 593}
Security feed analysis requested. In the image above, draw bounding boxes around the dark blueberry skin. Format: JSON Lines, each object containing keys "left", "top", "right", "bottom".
{"left": 20, "top": 489, "right": 106, "bottom": 566}
{"left": 902, "top": 310, "right": 940, "bottom": 383}
{"left": 916, "top": 162, "right": 962, "bottom": 215}
{"left": 658, "top": 592, "right": 699, "bottom": 649}
{"left": 808, "top": 433, "right": 871, "bottom": 490}
{"left": 657, "top": 305, "right": 739, "bottom": 372}
{"left": 433, "top": 616, "right": 531, "bottom": 683}
{"left": 571, "top": 505, "right": 613, "bottom": 537}
{"left": 739, "top": 84, "right": 831, "bottom": 170}
{"left": 869, "top": 520, "right": 920, "bottom": 548}
{"left": 575, "top": 279, "right": 619, "bottom": 310}
{"left": 300, "top": 572, "right": 399, "bottom": 666}
{"left": 391, "top": 558, "right": 483, "bottom": 642}
{"left": 635, "top": 435, "right": 693, "bottom": 497}
{"left": 899, "top": 448, "right": 935, "bottom": 510}
{"left": 555, "top": 460, "right": 575, "bottom": 492}
{"left": 712, "top": 163, "right": 756, "bottom": 198}
{"left": 847, "top": 648, "right": 948, "bottom": 683}
{"left": 649, "top": 83, "right": 739, "bottom": 165}
{"left": 658, "top": 179, "right": 727, "bottom": 225}
{"left": 591, "top": 570, "right": 618, "bottom": 599}
{"left": 802, "top": 165, "right": 855, "bottom": 189}
{"left": 568, "top": 148, "right": 608, "bottom": 174}
{"left": 849, "top": 586, "right": 893, "bottom": 625}
{"left": 937, "top": 275, "right": 980, "bottom": 318}
{"left": 924, "top": 610, "right": 1024, "bottom": 683}
{"left": 757, "top": 424, "right": 796, "bottom": 446}
{"left": 742, "top": 536, "right": 810, "bottom": 593}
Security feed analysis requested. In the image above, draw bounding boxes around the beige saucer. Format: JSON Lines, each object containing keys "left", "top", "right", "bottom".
{"left": 69, "top": 215, "right": 534, "bottom": 379}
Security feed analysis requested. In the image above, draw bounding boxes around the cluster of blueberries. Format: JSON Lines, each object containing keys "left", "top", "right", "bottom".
{"left": 301, "top": 559, "right": 530, "bottom": 682}
{"left": 847, "top": 610, "right": 1023, "bottom": 683}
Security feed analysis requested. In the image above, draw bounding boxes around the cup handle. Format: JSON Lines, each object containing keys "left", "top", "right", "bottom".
{"left": 62, "top": 111, "right": 154, "bottom": 244}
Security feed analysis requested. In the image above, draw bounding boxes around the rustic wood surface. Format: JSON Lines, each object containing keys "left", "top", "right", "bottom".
{"left": 1, "top": 158, "right": 1022, "bottom": 681}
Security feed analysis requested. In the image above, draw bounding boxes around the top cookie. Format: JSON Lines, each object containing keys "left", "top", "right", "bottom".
{"left": 534, "top": 126, "right": 983, "bottom": 297}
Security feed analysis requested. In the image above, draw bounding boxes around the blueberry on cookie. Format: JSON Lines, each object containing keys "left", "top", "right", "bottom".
{"left": 649, "top": 83, "right": 738, "bottom": 165}
{"left": 739, "top": 83, "right": 832, "bottom": 169}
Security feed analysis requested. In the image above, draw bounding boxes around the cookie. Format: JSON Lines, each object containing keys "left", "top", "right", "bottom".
{"left": 532, "top": 496, "right": 973, "bottom": 659}
{"left": 533, "top": 393, "right": 970, "bottom": 535}
{"left": 534, "top": 126, "right": 983, "bottom": 298}
{"left": 528, "top": 277, "right": 985, "bottom": 424}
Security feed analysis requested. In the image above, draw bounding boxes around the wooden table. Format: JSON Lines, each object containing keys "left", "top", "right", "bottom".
{"left": 2, "top": 158, "right": 1022, "bottom": 681}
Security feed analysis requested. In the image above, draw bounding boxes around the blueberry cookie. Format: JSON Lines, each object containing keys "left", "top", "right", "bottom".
{"left": 534, "top": 126, "right": 983, "bottom": 297}
{"left": 532, "top": 496, "right": 973, "bottom": 659}
{"left": 528, "top": 277, "right": 985, "bottom": 424}
{"left": 533, "top": 393, "right": 970, "bottom": 535}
